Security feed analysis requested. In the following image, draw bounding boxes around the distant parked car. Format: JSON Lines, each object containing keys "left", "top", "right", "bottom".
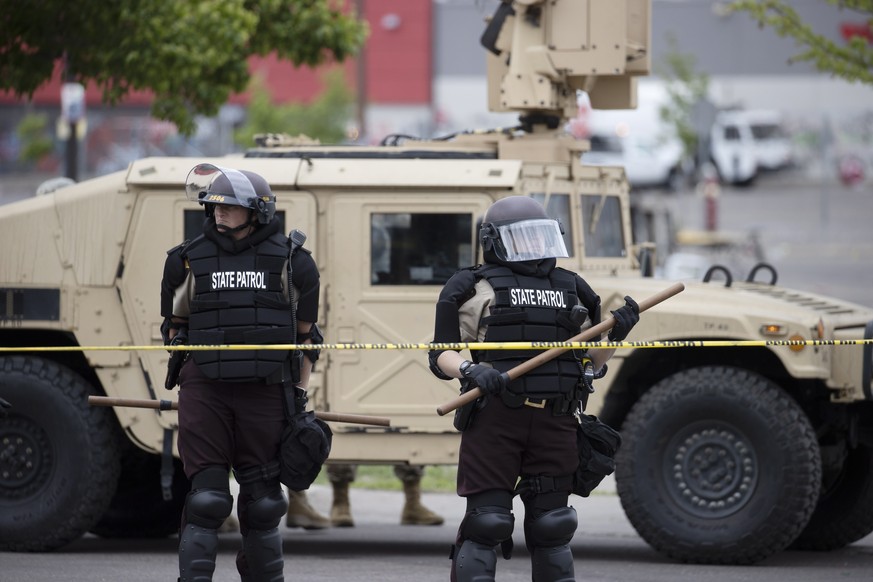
{"left": 583, "top": 131, "right": 686, "bottom": 191}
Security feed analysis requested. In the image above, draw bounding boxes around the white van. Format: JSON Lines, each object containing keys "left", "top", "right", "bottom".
{"left": 709, "top": 111, "right": 757, "bottom": 185}
{"left": 744, "top": 109, "right": 793, "bottom": 171}
{"left": 710, "top": 109, "right": 792, "bottom": 185}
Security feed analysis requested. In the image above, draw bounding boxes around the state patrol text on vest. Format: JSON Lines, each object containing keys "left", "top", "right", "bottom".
{"left": 211, "top": 270, "right": 268, "bottom": 290}
{"left": 510, "top": 288, "right": 567, "bottom": 308}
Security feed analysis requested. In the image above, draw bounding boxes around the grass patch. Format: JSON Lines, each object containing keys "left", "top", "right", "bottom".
{"left": 313, "top": 465, "right": 458, "bottom": 493}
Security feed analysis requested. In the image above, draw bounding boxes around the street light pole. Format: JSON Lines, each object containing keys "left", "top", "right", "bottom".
{"left": 64, "top": 118, "right": 78, "bottom": 181}
{"left": 60, "top": 67, "right": 85, "bottom": 182}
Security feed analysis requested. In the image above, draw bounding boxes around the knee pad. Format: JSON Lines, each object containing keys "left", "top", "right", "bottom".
{"left": 528, "top": 507, "right": 577, "bottom": 582}
{"left": 244, "top": 488, "right": 288, "bottom": 531}
{"left": 527, "top": 506, "right": 577, "bottom": 548}
{"left": 239, "top": 468, "right": 286, "bottom": 531}
{"left": 186, "top": 466, "right": 233, "bottom": 529}
{"left": 460, "top": 506, "right": 515, "bottom": 547}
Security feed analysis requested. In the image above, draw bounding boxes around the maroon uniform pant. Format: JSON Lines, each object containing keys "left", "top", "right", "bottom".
{"left": 177, "top": 360, "right": 285, "bottom": 478}
{"left": 457, "top": 396, "right": 578, "bottom": 497}
{"left": 177, "top": 360, "right": 286, "bottom": 534}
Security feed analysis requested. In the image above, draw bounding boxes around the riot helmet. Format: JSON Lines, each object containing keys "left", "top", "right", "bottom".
{"left": 185, "top": 163, "right": 276, "bottom": 225}
{"left": 480, "top": 196, "right": 568, "bottom": 262}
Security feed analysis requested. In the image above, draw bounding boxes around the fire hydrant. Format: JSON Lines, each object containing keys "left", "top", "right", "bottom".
{"left": 698, "top": 163, "right": 721, "bottom": 231}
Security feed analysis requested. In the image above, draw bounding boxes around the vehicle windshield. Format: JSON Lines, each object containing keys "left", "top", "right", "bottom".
{"left": 750, "top": 123, "right": 786, "bottom": 140}
{"left": 581, "top": 194, "right": 625, "bottom": 257}
{"left": 589, "top": 134, "right": 624, "bottom": 153}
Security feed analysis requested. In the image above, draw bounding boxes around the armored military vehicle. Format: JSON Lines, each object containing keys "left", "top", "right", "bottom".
{"left": 1, "top": 0, "right": 871, "bottom": 566}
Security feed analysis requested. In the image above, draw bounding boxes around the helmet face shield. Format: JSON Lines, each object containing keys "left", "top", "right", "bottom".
{"left": 185, "top": 163, "right": 276, "bottom": 224}
{"left": 185, "top": 164, "right": 259, "bottom": 208}
{"left": 494, "top": 218, "right": 568, "bottom": 262}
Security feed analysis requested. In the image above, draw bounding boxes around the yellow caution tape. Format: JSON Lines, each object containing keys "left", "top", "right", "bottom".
{"left": 1, "top": 339, "right": 872, "bottom": 353}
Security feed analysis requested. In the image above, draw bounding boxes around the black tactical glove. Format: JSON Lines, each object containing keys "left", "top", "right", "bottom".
{"left": 462, "top": 363, "right": 507, "bottom": 395}
{"left": 164, "top": 329, "right": 190, "bottom": 390}
{"left": 608, "top": 296, "right": 640, "bottom": 342}
{"left": 0, "top": 397, "right": 10, "bottom": 417}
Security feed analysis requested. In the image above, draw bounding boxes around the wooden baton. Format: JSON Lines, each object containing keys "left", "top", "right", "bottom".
{"left": 436, "top": 281, "right": 686, "bottom": 416}
{"left": 88, "top": 395, "right": 391, "bottom": 427}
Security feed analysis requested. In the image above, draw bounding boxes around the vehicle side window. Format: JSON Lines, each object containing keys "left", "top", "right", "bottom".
{"left": 371, "top": 212, "right": 473, "bottom": 285}
{"left": 724, "top": 126, "right": 741, "bottom": 141}
{"left": 531, "top": 193, "right": 574, "bottom": 257}
{"left": 184, "top": 210, "right": 285, "bottom": 241}
{"left": 580, "top": 195, "right": 625, "bottom": 258}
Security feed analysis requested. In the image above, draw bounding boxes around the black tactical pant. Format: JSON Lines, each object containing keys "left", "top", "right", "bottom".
{"left": 456, "top": 395, "right": 578, "bottom": 497}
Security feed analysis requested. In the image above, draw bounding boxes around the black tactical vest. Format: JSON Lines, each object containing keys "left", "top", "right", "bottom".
{"left": 475, "top": 264, "right": 585, "bottom": 400}
{"left": 185, "top": 232, "right": 295, "bottom": 382}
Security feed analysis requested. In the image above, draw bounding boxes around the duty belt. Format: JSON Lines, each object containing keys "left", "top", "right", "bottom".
{"left": 501, "top": 391, "right": 577, "bottom": 415}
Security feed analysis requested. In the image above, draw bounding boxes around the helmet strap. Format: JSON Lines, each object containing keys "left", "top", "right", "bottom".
{"left": 214, "top": 209, "right": 257, "bottom": 236}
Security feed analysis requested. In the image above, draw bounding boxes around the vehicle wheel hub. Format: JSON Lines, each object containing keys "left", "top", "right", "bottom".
{"left": 665, "top": 423, "right": 758, "bottom": 519}
{"left": 0, "top": 418, "right": 52, "bottom": 496}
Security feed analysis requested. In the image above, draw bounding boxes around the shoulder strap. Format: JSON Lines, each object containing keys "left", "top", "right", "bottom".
{"left": 279, "top": 229, "right": 308, "bottom": 405}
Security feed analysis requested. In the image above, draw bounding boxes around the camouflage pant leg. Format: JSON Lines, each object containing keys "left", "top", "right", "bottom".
{"left": 393, "top": 464, "right": 425, "bottom": 484}
{"left": 327, "top": 463, "right": 357, "bottom": 484}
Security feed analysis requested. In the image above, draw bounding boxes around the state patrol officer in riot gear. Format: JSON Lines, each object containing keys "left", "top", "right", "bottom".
{"left": 161, "top": 164, "right": 321, "bottom": 582}
{"left": 428, "top": 196, "right": 639, "bottom": 582}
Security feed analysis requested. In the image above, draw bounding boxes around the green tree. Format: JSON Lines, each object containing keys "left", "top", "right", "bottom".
{"left": 16, "top": 113, "right": 55, "bottom": 164}
{"left": 729, "top": 0, "right": 873, "bottom": 85}
{"left": 234, "top": 68, "right": 354, "bottom": 147}
{"left": 0, "top": 0, "right": 368, "bottom": 135}
{"left": 656, "top": 34, "right": 710, "bottom": 163}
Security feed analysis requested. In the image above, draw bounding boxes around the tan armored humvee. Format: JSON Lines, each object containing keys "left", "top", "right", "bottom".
{"left": 1, "top": 0, "right": 872, "bottom": 566}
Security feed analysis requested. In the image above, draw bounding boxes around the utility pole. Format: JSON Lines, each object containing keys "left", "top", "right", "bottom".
{"left": 355, "top": 0, "right": 367, "bottom": 141}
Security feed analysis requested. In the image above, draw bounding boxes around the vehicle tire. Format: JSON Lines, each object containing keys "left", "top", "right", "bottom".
{"left": 790, "top": 443, "right": 873, "bottom": 550}
{"left": 615, "top": 366, "right": 821, "bottom": 564}
{"left": 0, "top": 356, "right": 121, "bottom": 551}
{"left": 90, "top": 440, "right": 189, "bottom": 539}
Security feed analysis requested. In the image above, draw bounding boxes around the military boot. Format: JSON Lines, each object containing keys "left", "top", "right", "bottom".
{"left": 285, "top": 490, "right": 330, "bottom": 530}
{"left": 330, "top": 480, "right": 355, "bottom": 527}
{"left": 401, "top": 478, "right": 444, "bottom": 526}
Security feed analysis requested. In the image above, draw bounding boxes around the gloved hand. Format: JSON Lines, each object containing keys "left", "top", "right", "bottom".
{"left": 0, "top": 397, "right": 10, "bottom": 417}
{"left": 166, "top": 328, "right": 188, "bottom": 355}
{"left": 608, "top": 296, "right": 640, "bottom": 341}
{"left": 462, "top": 364, "right": 507, "bottom": 395}
{"left": 169, "top": 328, "right": 188, "bottom": 346}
